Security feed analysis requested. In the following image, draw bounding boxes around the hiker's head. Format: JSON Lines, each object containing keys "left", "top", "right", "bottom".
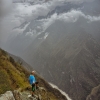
{"left": 31, "top": 71, "right": 35, "bottom": 75}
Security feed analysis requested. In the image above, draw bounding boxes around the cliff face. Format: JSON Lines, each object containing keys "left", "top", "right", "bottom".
{"left": 22, "top": 21, "right": 100, "bottom": 100}
{"left": 0, "top": 48, "right": 67, "bottom": 100}
{"left": 86, "top": 84, "right": 100, "bottom": 100}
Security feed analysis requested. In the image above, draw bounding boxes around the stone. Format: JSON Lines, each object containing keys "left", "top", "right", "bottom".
{"left": 0, "top": 91, "right": 15, "bottom": 100}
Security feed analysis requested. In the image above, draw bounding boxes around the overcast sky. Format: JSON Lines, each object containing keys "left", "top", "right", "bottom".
{"left": 0, "top": 0, "right": 100, "bottom": 49}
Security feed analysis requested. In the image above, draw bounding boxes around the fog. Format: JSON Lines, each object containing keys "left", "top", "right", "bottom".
{"left": 0, "top": 0, "right": 100, "bottom": 55}
{"left": 0, "top": 1, "right": 100, "bottom": 99}
{"left": 0, "top": 0, "right": 12, "bottom": 16}
{"left": 0, "top": 0, "right": 13, "bottom": 47}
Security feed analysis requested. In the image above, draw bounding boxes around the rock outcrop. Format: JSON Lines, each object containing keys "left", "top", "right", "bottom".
{"left": 86, "top": 84, "right": 100, "bottom": 100}
{"left": 0, "top": 91, "right": 15, "bottom": 100}
{"left": 0, "top": 86, "right": 67, "bottom": 100}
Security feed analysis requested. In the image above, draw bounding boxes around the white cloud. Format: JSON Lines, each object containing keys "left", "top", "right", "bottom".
{"left": 41, "top": 13, "right": 57, "bottom": 30}
{"left": 86, "top": 15, "right": 100, "bottom": 22}
{"left": 13, "top": 0, "right": 94, "bottom": 21}
{"left": 25, "top": 31, "right": 33, "bottom": 37}
{"left": 13, "top": 1, "right": 64, "bottom": 20}
{"left": 40, "top": 10, "right": 100, "bottom": 31}
{"left": 0, "top": 0, "right": 97, "bottom": 45}
{"left": 57, "top": 10, "right": 100, "bottom": 22}
{"left": 44, "top": 32, "right": 49, "bottom": 39}
{"left": 25, "top": 29, "right": 37, "bottom": 37}
{"left": 11, "top": 22, "right": 30, "bottom": 37}
{"left": 0, "top": 0, "right": 94, "bottom": 34}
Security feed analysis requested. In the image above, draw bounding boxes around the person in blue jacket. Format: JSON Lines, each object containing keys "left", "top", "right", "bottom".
{"left": 29, "top": 71, "right": 38, "bottom": 96}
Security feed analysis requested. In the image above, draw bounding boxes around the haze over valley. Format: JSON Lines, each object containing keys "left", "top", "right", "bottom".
{"left": 0, "top": 0, "right": 100, "bottom": 100}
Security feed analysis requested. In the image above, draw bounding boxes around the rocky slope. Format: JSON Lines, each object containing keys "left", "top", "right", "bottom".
{"left": 0, "top": 48, "right": 67, "bottom": 100}
{"left": 86, "top": 84, "right": 100, "bottom": 100}
{"left": 0, "top": 86, "right": 66, "bottom": 100}
{"left": 1, "top": 0, "right": 100, "bottom": 100}
{"left": 22, "top": 21, "right": 100, "bottom": 100}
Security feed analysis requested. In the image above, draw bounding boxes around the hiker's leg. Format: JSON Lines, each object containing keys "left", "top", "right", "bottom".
{"left": 32, "top": 83, "right": 35, "bottom": 96}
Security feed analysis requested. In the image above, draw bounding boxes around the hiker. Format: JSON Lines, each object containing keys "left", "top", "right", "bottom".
{"left": 29, "top": 71, "right": 39, "bottom": 97}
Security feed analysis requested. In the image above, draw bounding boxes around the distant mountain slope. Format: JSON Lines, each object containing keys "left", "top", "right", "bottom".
{"left": 0, "top": 48, "right": 67, "bottom": 100}
{"left": 8, "top": 53, "right": 33, "bottom": 71}
{"left": 23, "top": 21, "right": 100, "bottom": 100}
{"left": 5, "top": 0, "right": 100, "bottom": 55}
{"left": 86, "top": 84, "right": 100, "bottom": 100}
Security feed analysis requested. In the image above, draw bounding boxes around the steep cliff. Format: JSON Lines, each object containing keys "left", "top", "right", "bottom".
{"left": 23, "top": 21, "right": 100, "bottom": 100}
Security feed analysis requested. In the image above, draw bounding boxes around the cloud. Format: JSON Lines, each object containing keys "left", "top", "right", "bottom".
{"left": 13, "top": 1, "right": 64, "bottom": 20}
{"left": 0, "top": 0, "right": 94, "bottom": 31}
{"left": 10, "top": 9, "right": 100, "bottom": 38}
{"left": 14, "top": 0, "right": 94, "bottom": 21}
{"left": 57, "top": 10, "right": 100, "bottom": 22}
{"left": 11, "top": 22, "right": 30, "bottom": 37}
{"left": 0, "top": 0, "right": 98, "bottom": 47}
{"left": 0, "top": 0, "right": 66, "bottom": 43}
{"left": 40, "top": 10, "right": 100, "bottom": 31}
{"left": 0, "top": 0, "right": 13, "bottom": 46}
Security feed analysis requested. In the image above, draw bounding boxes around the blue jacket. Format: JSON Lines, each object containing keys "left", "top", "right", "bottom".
{"left": 29, "top": 75, "right": 36, "bottom": 85}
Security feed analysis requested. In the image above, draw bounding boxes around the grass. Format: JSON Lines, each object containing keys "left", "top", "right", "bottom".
{"left": 0, "top": 69, "right": 12, "bottom": 94}
{"left": 0, "top": 49, "right": 29, "bottom": 94}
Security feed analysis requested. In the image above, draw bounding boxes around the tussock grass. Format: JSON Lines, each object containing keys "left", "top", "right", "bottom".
{"left": 0, "top": 49, "right": 29, "bottom": 94}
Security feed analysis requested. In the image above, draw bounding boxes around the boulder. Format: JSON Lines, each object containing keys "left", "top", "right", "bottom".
{"left": 0, "top": 91, "right": 15, "bottom": 100}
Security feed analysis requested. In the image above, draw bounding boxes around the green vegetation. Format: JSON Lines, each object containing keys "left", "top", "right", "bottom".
{"left": 0, "top": 69, "right": 11, "bottom": 94}
{"left": 0, "top": 48, "right": 29, "bottom": 94}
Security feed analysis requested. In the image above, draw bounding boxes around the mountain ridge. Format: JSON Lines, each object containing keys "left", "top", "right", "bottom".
{"left": 0, "top": 48, "right": 68, "bottom": 100}
{"left": 21, "top": 21, "right": 100, "bottom": 100}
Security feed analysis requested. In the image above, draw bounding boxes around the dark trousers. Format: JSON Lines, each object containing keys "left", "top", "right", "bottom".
{"left": 32, "top": 82, "right": 39, "bottom": 92}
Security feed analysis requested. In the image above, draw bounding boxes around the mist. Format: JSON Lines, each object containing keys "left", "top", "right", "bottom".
{"left": 0, "top": 0, "right": 100, "bottom": 55}
{"left": 0, "top": 0, "right": 13, "bottom": 47}
{"left": 0, "top": 1, "right": 100, "bottom": 100}
{"left": 0, "top": 0, "right": 12, "bottom": 16}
